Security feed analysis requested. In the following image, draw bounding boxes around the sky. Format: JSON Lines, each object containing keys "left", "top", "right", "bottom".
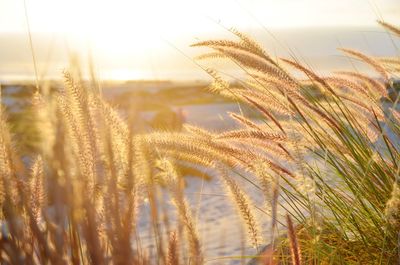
{"left": 0, "top": 0, "right": 399, "bottom": 80}
{"left": 1, "top": 0, "right": 400, "bottom": 33}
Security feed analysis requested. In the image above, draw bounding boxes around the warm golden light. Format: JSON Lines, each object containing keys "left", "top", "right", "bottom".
{"left": 0, "top": 0, "right": 400, "bottom": 264}
{"left": 0, "top": 0, "right": 399, "bottom": 80}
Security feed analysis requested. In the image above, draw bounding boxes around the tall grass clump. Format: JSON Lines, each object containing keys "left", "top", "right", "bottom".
{"left": 0, "top": 65, "right": 209, "bottom": 264}
{"left": 187, "top": 21, "right": 400, "bottom": 264}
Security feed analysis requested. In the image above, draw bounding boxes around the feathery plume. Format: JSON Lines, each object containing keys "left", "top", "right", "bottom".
{"left": 167, "top": 231, "right": 179, "bottom": 265}
{"left": 242, "top": 95, "right": 287, "bottom": 133}
{"left": 221, "top": 171, "right": 262, "bottom": 250}
{"left": 29, "top": 156, "right": 45, "bottom": 223}
{"left": 159, "top": 158, "right": 203, "bottom": 264}
{"left": 378, "top": 20, "right": 400, "bottom": 37}
{"left": 338, "top": 48, "right": 389, "bottom": 82}
{"left": 335, "top": 71, "right": 388, "bottom": 98}
{"left": 216, "top": 129, "right": 286, "bottom": 142}
{"left": 229, "top": 112, "right": 262, "bottom": 131}
{"left": 384, "top": 182, "right": 400, "bottom": 230}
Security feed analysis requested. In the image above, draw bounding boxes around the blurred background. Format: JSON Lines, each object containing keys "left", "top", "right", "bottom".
{"left": 1, "top": 0, "right": 399, "bottom": 81}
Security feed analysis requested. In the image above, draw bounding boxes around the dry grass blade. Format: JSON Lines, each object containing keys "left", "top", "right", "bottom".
{"left": 286, "top": 214, "right": 302, "bottom": 265}
{"left": 389, "top": 108, "right": 400, "bottom": 124}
